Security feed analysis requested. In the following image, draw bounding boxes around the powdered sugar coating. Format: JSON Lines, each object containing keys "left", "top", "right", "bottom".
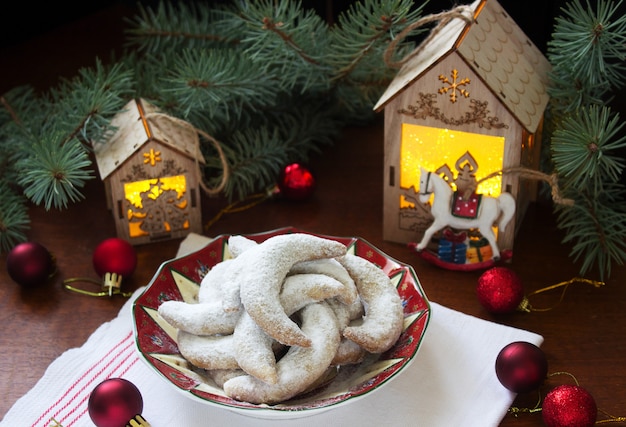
{"left": 235, "top": 233, "right": 346, "bottom": 347}
{"left": 158, "top": 300, "right": 240, "bottom": 335}
{"left": 289, "top": 258, "right": 358, "bottom": 305}
{"left": 223, "top": 302, "right": 340, "bottom": 404}
{"left": 337, "top": 254, "right": 404, "bottom": 353}
{"left": 177, "top": 331, "right": 239, "bottom": 370}
{"left": 233, "top": 273, "right": 346, "bottom": 384}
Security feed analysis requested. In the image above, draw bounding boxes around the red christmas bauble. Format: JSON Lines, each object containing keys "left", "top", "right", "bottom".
{"left": 88, "top": 378, "right": 143, "bottom": 427}
{"left": 495, "top": 341, "right": 548, "bottom": 393}
{"left": 277, "top": 163, "right": 316, "bottom": 201}
{"left": 542, "top": 385, "right": 597, "bottom": 427}
{"left": 92, "top": 238, "right": 137, "bottom": 278}
{"left": 6, "top": 241, "right": 55, "bottom": 288}
{"left": 477, "top": 267, "right": 524, "bottom": 313}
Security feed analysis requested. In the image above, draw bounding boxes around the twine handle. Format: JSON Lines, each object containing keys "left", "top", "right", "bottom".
{"left": 476, "top": 166, "right": 575, "bottom": 206}
{"left": 145, "top": 112, "right": 230, "bottom": 197}
{"left": 384, "top": 5, "right": 474, "bottom": 69}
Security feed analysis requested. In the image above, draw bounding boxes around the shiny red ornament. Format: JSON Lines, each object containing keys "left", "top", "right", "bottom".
{"left": 6, "top": 241, "right": 55, "bottom": 288}
{"left": 92, "top": 238, "right": 137, "bottom": 278}
{"left": 495, "top": 341, "right": 548, "bottom": 393}
{"left": 277, "top": 163, "right": 316, "bottom": 201}
{"left": 476, "top": 267, "right": 524, "bottom": 313}
{"left": 542, "top": 384, "right": 597, "bottom": 427}
{"left": 88, "top": 378, "right": 144, "bottom": 427}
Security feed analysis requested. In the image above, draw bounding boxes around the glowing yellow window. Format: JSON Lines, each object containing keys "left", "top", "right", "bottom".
{"left": 124, "top": 175, "right": 190, "bottom": 238}
{"left": 400, "top": 123, "right": 505, "bottom": 208}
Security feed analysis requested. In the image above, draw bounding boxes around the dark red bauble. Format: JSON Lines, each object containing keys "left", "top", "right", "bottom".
{"left": 88, "top": 378, "right": 143, "bottom": 427}
{"left": 542, "top": 385, "right": 597, "bottom": 427}
{"left": 6, "top": 241, "right": 55, "bottom": 288}
{"left": 277, "top": 163, "right": 316, "bottom": 201}
{"left": 477, "top": 267, "right": 524, "bottom": 313}
{"left": 495, "top": 341, "right": 548, "bottom": 393}
{"left": 92, "top": 238, "right": 137, "bottom": 278}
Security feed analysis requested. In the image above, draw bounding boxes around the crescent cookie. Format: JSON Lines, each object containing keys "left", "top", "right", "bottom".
{"left": 233, "top": 233, "right": 347, "bottom": 347}
{"left": 158, "top": 258, "right": 240, "bottom": 335}
{"left": 232, "top": 313, "right": 278, "bottom": 385}
{"left": 289, "top": 258, "right": 358, "bottom": 305}
{"left": 207, "top": 369, "right": 246, "bottom": 388}
{"left": 233, "top": 273, "right": 346, "bottom": 384}
{"left": 223, "top": 302, "right": 341, "bottom": 404}
{"left": 327, "top": 296, "right": 364, "bottom": 331}
{"left": 227, "top": 235, "right": 258, "bottom": 258}
{"left": 199, "top": 258, "right": 234, "bottom": 304}
{"left": 177, "top": 331, "right": 239, "bottom": 370}
{"left": 337, "top": 254, "right": 404, "bottom": 354}
{"left": 332, "top": 338, "right": 366, "bottom": 366}
{"left": 158, "top": 300, "right": 240, "bottom": 336}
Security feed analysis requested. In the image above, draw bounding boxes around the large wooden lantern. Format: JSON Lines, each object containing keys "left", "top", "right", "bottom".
{"left": 374, "top": 0, "right": 550, "bottom": 258}
{"left": 94, "top": 99, "right": 205, "bottom": 245}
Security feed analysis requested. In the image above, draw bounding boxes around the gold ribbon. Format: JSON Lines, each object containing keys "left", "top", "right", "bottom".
{"left": 63, "top": 273, "right": 133, "bottom": 298}
{"left": 517, "top": 278, "right": 604, "bottom": 312}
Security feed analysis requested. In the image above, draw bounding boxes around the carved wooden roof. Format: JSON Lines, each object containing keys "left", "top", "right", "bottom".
{"left": 374, "top": 0, "right": 551, "bottom": 133}
{"left": 94, "top": 99, "right": 205, "bottom": 180}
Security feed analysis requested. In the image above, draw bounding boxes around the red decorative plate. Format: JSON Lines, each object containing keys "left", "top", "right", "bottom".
{"left": 132, "top": 227, "right": 430, "bottom": 419}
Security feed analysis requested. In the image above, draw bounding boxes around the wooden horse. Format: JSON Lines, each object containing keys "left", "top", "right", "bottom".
{"left": 415, "top": 167, "right": 516, "bottom": 260}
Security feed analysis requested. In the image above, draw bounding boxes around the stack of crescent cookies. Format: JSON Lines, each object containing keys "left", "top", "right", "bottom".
{"left": 158, "top": 233, "right": 404, "bottom": 404}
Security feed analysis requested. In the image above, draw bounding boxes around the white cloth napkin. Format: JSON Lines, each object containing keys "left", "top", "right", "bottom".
{"left": 2, "top": 234, "right": 543, "bottom": 427}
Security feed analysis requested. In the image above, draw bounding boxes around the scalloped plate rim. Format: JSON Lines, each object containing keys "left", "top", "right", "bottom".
{"left": 132, "top": 227, "right": 431, "bottom": 420}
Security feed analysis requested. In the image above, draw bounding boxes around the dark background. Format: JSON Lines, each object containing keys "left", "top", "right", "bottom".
{"left": 0, "top": 0, "right": 573, "bottom": 94}
{"left": 0, "top": 0, "right": 566, "bottom": 51}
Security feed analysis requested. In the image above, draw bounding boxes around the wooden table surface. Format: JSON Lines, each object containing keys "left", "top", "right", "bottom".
{"left": 1, "top": 4, "right": 625, "bottom": 426}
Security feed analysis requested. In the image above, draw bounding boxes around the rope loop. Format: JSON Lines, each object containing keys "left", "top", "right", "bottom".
{"left": 384, "top": 5, "right": 474, "bottom": 69}
{"left": 145, "top": 112, "right": 230, "bottom": 197}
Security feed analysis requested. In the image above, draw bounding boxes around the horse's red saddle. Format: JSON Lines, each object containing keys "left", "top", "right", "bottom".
{"left": 451, "top": 192, "right": 482, "bottom": 219}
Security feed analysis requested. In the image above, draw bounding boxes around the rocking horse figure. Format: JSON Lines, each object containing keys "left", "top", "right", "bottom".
{"left": 415, "top": 167, "right": 516, "bottom": 260}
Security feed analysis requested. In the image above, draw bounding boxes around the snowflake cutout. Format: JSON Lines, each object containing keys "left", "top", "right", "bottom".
{"left": 143, "top": 148, "right": 162, "bottom": 166}
{"left": 438, "top": 69, "right": 470, "bottom": 103}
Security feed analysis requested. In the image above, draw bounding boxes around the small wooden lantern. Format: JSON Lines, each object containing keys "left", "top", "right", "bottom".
{"left": 94, "top": 99, "right": 205, "bottom": 245}
{"left": 374, "top": 0, "right": 550, "bottom": 253}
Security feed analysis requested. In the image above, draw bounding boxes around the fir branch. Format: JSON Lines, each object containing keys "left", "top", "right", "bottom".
{"left": 329, "top": 0, "right": 424, "bottom": 82}
{"left": 49, "top": 60, "right": 135, "bottom": 147}
{"left": 556, "top": 185, "right": 626, "bottom": 279}
{"left": 547, "top": 68, "right": 610, "bottom": 115}
{"left": 160, "top": 48, "right": 279, "bottom": 125}
{"left": 0, "top": 95, "right": 21, "bottom": 125}
{"left": 211, "top": 126, "right": 290, "bottom": 201}
{"left": 0, "top": 185, "right": 30, "bottom": 252}
{"left": 268, "top": 101, "right": 343, "bottom": 159}
{"left": 547, "top": 0, "right": 626, "bottom": 278}
{"left": 547, "top": 0, "right": 626, "bottom": 91}
{"left": 550, "top": 104, "right": 626, "bottom": 280}
{"left": 235, "top": 0, "right": 332, "bottom": 92}
{"left": 551, "top": 105, "right": 626, "bottom": 192}
{"left": 0, "top": 87, "right": 51, "bottom": 188}
{"left": 0, "top": 86, "right": 46, "bottom": 139}
{"left": 126, "top": 1, "right": 240, "bottom": 53}
{"left": 17, "top": 134, "right": 94, "bottom": 210}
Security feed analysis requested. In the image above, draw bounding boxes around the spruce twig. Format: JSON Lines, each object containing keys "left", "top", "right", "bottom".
{"left": 0, "top": 0, "right": 422, "bottom": 251}
{"left": 547, "top": 0, "right": 626, "bottom": 280}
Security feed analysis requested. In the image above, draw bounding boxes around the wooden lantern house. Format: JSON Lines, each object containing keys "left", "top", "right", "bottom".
{"left": 94, "top": 99, "right": 205, "bottom": 245}
{"left": 374, "top": 0, "right": 550, "bottom": 260}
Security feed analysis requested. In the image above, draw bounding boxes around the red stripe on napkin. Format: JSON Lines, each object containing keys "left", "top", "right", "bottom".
{"left": 31, "top": 331, "right": 139, "bottom": 427}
